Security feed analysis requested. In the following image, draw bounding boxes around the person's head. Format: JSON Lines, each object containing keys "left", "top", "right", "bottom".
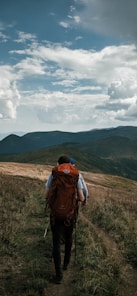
{"left": 57, "top": 155, "right": 70, "bottom": 165}
{"left": 69, "top": 157, "right": 75, "bottom": 166}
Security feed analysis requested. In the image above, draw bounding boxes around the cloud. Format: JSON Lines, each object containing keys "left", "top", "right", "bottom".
{"left": 0, "top": 100, "right": 16, "bottom": 119}
{"left": 52, "top": 79, "right": 77, "bottom": 87}
{"left": 59, "top": 21, "right": 70, "bottom": 28}
{"left": 0, "top": 66, "right": 20, "bottom": 119}
{"left": 15, "top": 57, "right": 46, "bottom": 77}
{"left": 126, "top": 100, "right": 137, "bottom": 118}
{"left": 75, "top": 35, "right": 83, "bottom": 41}
{"left": 2, "top": 2, "right": 137, "bottom": 133}
{"left": 20, "top": 87, "right": 106, "bottom": 128}
{"left": 108, "top": 79, "right": 137, "bottom": 100}
{"left": 0, "top": 32, "right": 9, "bottom": 43}
{"left": 1, "top": 30, "right": 137, "bottom": 128}
{"left": 10, "top": 41, "right": 137, "bottom": 85}
{"left": 14, "top": 31, "right": 37, "bottom": 43}
{"left": 72, "top": 0, "right": 137, "bottom": 43}
{"left": 98, "top": 78, "right": 137, "bottom": 122}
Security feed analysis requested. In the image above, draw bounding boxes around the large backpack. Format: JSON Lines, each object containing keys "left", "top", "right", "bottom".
{"left": 47, "top": 163, "right": 79, "bottom": 223}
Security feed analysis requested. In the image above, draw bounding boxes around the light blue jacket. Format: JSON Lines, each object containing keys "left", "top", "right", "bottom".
{"left": 79, "top": 173, "right": 89, "bottom": 199}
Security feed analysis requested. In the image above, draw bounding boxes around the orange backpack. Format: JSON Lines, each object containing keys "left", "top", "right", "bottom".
{"left": 47, "top": 163, "right": 79, "bottom": 222}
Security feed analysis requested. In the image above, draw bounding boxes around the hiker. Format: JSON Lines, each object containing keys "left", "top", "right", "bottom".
{"left": 45, "top": 155, "right": 85, "bottom": 284}
{"left": 70, "top": 157, "right": 89, "bottom": 206}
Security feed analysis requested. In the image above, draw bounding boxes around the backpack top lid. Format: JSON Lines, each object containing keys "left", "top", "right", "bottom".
{"left": 53, "top": 162, "right": 78, "bottom": 176}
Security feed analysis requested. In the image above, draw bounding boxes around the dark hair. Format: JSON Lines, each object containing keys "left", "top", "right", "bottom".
{"left": 58, "top": 155, "right": 70, "bottom": 165}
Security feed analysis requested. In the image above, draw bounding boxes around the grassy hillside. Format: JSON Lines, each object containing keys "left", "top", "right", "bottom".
{"left": 1, "top": 166, "right": 137, "bottom": 296}
{"left": 0, "top": 142, "right": 137, "bottom": 181}
{"left": 78, "top": 136, "right": 137, "bottom": 159}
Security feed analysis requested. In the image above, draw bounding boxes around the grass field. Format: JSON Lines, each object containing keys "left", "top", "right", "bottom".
{"left": 0, "top": 163, "right": 137, "bottom": 296}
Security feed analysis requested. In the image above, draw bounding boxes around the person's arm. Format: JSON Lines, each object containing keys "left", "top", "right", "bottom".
{"left": 44, "top": 173, "right": 53, "bottom": 208}
{"left": 77, "top": 188, "right": 85, "bottom": 203}
{"left": 80, "top": 173, "right": 89, "bottom": 199}
{"left": 77, "top": 177, "right": 86, "bottom": 204}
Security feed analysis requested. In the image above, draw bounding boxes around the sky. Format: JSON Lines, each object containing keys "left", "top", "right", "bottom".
{"left": 0, "top": 0, "right": 137, "bottom": 139}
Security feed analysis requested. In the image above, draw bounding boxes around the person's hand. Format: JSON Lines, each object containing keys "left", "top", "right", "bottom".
{"left": 82, "top": 198, "right": 87, "bottom": 205}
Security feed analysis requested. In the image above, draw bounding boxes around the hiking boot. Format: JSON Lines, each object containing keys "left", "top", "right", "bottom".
{"left": 55, "top": 273, "right": 63, "bottom": 284}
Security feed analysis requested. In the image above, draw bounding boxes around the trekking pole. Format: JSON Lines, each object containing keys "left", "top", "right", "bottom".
{"left": 74, "top": 201, "right": 80, "bottom": 263}
{"left": 74, "top": 220, "right": 77, "bottom": 263}
{"left": 43, "top": 201, "right": 50, "bottom": 238}
{"left": 74, "top": 202, "right": 78, "bottom": 264}
{"left": 43, "top": 218, "right": 50, "bottom": 238}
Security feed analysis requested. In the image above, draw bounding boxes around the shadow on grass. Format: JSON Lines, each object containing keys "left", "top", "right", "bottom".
{"left": 1, "top": 233, "right": 53, "bottom": 296}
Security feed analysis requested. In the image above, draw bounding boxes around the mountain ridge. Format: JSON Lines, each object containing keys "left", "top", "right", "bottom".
{"left": 0, "top": 126, "right": 137, "bottom": 154}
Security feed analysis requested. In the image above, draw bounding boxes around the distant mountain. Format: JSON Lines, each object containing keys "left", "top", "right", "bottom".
{"left": 0, "top": 126, "right": 137, "bottom": 154}
{"left": 0, "top": 132, "right": 25, "bottom": 141}
{"left": 0, "top": 126, "right": 137, "bottom": 181}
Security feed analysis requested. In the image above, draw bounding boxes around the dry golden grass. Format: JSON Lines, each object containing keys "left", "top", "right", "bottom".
{"left": 0, "top": 161, "right": 52, "bottom": 181}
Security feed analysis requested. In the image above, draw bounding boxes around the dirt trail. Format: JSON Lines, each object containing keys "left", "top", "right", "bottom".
{"left": 44, "top": 249, "right": 77, "bottom": 296}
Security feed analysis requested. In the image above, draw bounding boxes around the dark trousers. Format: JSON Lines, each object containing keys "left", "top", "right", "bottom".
{"left": 51, "top": 217, "right": 75, "bottom": 276}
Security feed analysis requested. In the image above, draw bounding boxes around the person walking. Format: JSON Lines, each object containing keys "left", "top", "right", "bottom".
{"left": 45, "top": 155, "right": 85, "bottom": 284}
